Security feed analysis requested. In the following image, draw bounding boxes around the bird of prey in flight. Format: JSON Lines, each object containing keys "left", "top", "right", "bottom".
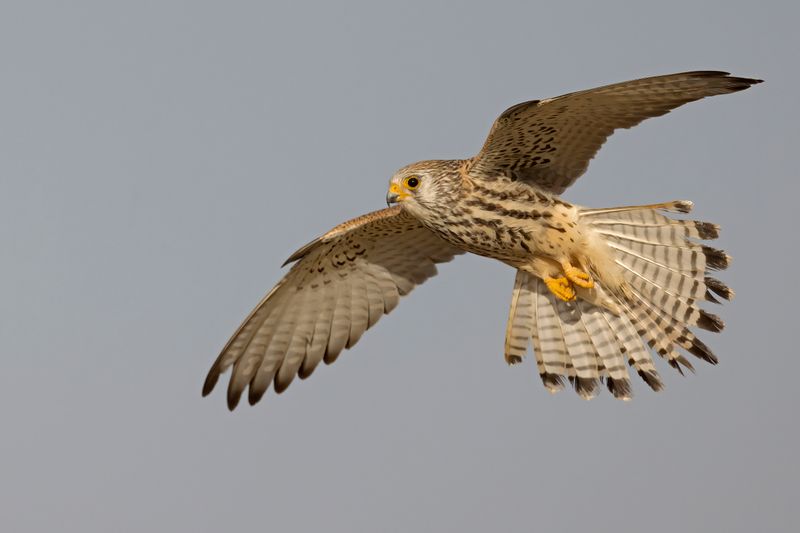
{"left": 203, "top": 71, "right": 761, "bottom": 409}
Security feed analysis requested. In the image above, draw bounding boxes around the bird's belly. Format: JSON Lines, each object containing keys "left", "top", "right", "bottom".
{"left": 426, "top": 216, "right": 548, "bottom": 265}
{"left": 421, "top": 194, "right": 580, "bottom": 267}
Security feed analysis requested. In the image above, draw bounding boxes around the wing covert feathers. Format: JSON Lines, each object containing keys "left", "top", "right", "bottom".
{"left": 505, "top": 202, "right": 730, "bottom": 400}
{"left": 467, "top": 71, "right": 761, "bottom": 194}
{"left": 204, "top": 207, "right": 462, "bottom": 409}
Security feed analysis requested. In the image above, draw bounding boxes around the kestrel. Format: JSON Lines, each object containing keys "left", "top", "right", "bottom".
{"left": 203, "top": 71, "right": 761, "bottom": 409}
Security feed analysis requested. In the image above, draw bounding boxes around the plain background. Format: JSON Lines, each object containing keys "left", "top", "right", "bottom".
{"left": 2, "top": 1, "right": 797, "bottom": 532}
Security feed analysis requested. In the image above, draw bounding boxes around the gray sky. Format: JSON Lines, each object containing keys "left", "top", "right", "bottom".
{"left": 1, "top": 1, "right": 797, "bottom": 532}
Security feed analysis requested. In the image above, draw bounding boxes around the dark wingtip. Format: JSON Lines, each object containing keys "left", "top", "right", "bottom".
{"left": 692, "top": 71, "right": 763, "bottom": 89}
{"left": 723, "top": 75, "right": 764, "bottom": 90}
{"left": 226, "top": 386, "right": 243, "bottom": 411}
{"left": 323, "top": 346, "right": 343, "bottom": 365}
{"left": 248, "top": 386, "right": 267, "bottom": 406}
{"left": 726, "top": 75, "right": 764, "bottom": 88}
{"left": 202, "top": 372, "right": 218, "bottom": 397}
{"left": 273, "top": 374, "right": 294, "bottom": 395}
{"left": 297, "top": 363, "right": 315, "bottom": 380}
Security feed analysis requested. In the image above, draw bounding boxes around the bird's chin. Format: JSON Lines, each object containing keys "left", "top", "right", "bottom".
{"left": 397, "top": 199, "right": 428, "bottom": 218}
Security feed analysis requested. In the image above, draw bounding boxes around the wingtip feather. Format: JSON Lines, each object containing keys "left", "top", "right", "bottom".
{"left": 202, "top": 371, "right": 219, "bottom": 397}
{"left": 227, "top": 388, "right": 242, "bottom": 411}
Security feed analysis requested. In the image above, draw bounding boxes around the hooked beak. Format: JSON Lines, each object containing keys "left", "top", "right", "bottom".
{"left": 386, "top": 182, "right": 408, "bottom": 206}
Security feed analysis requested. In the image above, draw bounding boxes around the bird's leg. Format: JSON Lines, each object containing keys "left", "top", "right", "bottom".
{"left": 544, "top": 274, "right": 576, "bottom": 302}
{"left": 528, "top": 256, "right": 578, "bottom": 302}
{"left": 560, "top": 259, "right": 594, "bottom": 289}
{"left": 528, "top": 256, "right": 586, "bottom": 302}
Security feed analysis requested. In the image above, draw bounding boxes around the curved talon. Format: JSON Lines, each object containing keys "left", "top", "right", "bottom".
{"left": 545, "top": 275, "right": 576, "bottom": 301}
{"left": 562, "top": 263, "right": 594, "bottom": 289}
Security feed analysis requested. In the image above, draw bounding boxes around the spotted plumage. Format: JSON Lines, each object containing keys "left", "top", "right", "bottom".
{"left": 204, "top": 71, "right": 761, "bottom": 409}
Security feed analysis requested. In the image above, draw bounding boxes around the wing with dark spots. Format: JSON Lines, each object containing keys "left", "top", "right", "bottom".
{"left": 203, "top": 207, "right": 463, "bottom": 409}
{"left": 466, "top": 71, "right": 761, "bottom": 194}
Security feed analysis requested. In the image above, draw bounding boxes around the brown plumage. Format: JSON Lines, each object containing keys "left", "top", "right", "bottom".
{"left": 204, "top": 71, "right": 761, "bottom": 409}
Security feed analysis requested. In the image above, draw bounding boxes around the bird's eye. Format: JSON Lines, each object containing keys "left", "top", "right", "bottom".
{"left": 404, "top": 176, "right": 420, "bottom": 189}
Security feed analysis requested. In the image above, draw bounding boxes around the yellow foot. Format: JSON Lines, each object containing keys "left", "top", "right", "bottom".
{"left": 561, "top": 262, "right": 594, "bottom": 289}
{"left": 545, "top": 275, "right": 576, "bottom": 302}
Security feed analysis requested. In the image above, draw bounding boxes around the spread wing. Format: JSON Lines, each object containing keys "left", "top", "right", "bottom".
{"left": 465, "top": 71, "right": 762, "bottom": 194}
{"left": 202, "top": 206, "right": 463, "bottom": 409}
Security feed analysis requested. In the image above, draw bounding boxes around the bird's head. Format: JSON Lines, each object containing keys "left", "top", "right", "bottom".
{"left": 386, "top": 160, "right": 462, "bottom": 217}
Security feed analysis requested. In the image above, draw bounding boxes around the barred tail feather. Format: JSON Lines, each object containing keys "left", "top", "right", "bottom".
{"left": 579, "top": 302, "right": 632, "bottom": 400}
{"left": 504, "top": 271, "right": 534, "bottom": 365}
{"left": 529, "top": 276, "right": 571, "bottom": 392}
{"left": 556, "top": 298, "right": 601, "bottom": 399}
{"left": 504, "top": 200, "right": 730, "bottom": 400}
{"left": 602, "top": 309, "right": 663, "bottom": 391}
{"left": 509, "top": 274, "right": 649, "bottom": 399}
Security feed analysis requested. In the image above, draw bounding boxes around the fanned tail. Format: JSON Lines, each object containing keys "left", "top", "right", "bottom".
{"left": 504, "top": 200, "right": 731, "bottom": 400}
